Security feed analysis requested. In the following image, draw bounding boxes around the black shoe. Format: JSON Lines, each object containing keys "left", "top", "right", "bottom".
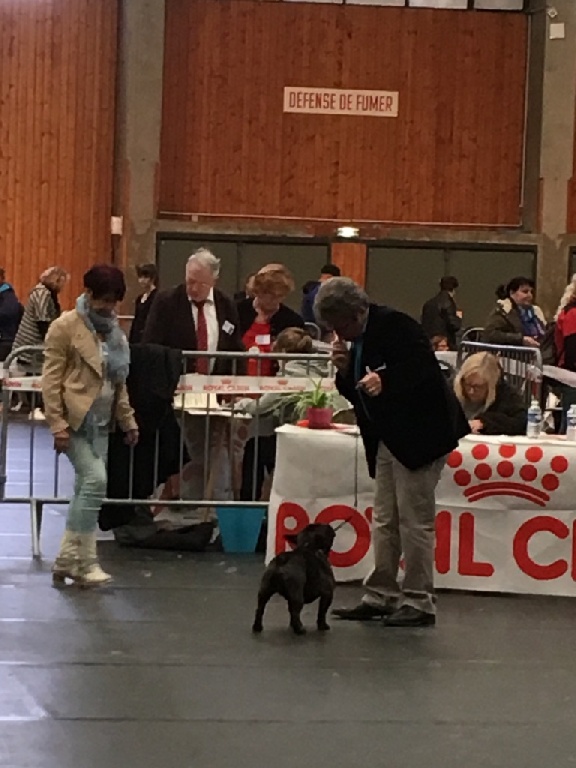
{"left": 332, "top": 602, "right": 396, "bottom": 621}
{"left": 383, "top": 605, "right": 436, "bottom": 627}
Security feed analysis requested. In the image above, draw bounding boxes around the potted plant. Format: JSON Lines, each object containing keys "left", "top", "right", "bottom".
{"left": 294, "top": 379, "right": 335, "bottom": 429}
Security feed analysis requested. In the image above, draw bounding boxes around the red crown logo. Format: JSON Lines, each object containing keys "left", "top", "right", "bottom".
{"left": 447, "top": 443, "right": 568, "bottom": 507}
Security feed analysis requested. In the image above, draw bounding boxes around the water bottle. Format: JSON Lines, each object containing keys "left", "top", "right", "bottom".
{"left": 566, "top": 405, "right": 576, "bottom": 442}
{"left": 526, "top": 399, "right": 542, "bottom": 439}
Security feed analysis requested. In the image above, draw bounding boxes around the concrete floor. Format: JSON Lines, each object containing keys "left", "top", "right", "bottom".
{"left": 1, "top": 424, "right": 576, "bottom": 767}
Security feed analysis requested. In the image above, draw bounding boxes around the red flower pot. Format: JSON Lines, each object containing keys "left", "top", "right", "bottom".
{"left": 306, "top": 406, "right": 334, "bottom": 429}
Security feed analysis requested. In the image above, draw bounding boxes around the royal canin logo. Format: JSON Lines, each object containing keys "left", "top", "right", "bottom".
{"left": 448, "top": 443, "right": 568, "bottom": 508}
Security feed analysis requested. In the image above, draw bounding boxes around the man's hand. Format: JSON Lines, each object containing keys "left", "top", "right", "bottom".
{"left": 331, "top": 339, "right": 350, "bottom": 373}
{"left": 124, "top": 429, "right": 139, "bottom": 447}
{"left": 53, "top": 429, "right": 70, "bottom": 454}
{"left": 469, "top": 419, "right": 483, "bottom": 434}
{"left": 523, "top": 336, "right": 539, "bottom": 348}
{"left": 357, "top": 371, "right": 382, "bottom": 397}
{"left": 456, "top": 310, "right": 463, "bottom": 319}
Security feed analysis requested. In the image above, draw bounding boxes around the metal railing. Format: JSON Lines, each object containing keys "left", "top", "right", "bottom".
{"left": 0, "top": 345, "right": 341, "bottom": 557}
{"left": 456, "top": 338, "right": 543, "bottom": 408}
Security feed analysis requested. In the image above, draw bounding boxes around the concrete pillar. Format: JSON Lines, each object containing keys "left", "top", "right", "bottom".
{"left": 537, "top": 0, "right": 576, "bottom": 316}
{"left": 114, "top": 0, "right": 165, "bottom": 305}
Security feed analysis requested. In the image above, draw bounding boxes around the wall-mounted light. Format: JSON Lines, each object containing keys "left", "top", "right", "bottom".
{"left": 336, "top": 226, "right": 360, "bottom": 238}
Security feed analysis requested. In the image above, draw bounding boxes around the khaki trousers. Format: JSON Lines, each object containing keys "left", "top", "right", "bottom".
{"left": 363, "top": 442, "right": 445, "bottom": 615}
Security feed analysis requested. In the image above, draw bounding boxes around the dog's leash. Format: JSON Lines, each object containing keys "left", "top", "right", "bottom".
{"left": 333, "top": 516, "right": 353, "bottom": 533}
{"left": 353, "top": 428, "right": 359, "bottom": 509}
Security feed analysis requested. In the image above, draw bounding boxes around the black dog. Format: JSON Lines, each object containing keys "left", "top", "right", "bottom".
{"left": 252, "top": 523, "right": 336, "bottom": 636}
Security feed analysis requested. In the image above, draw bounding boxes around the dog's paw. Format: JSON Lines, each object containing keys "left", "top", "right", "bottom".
{"left": 292, "top": 625, "right": 307, "bottom": 636}
{"left": 317, "top": 622, "right": 331, "bottom": 632}
{"left": 252, "top": 623, "right": 263, "bottom": 634}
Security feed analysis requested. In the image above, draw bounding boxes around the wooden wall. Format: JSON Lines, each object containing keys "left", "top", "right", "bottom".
{"left": 160, "top": 0, "right": 528, "bottom": 228}
{"left": 0, "top": 0, "right": 118, "bottom": 309}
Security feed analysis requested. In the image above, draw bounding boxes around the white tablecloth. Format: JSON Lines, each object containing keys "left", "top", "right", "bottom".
{"left": 268, "top": 426, "right": 576, "bottom": 596}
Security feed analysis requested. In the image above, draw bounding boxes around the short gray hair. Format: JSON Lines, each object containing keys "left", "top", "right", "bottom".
{"left": 187, "top": 248, "right": 220, "bottom": 278}
{"left": 314, "top": 277, "right": 369, "bottom": 325}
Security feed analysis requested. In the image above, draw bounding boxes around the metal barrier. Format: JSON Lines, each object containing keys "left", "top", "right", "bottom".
{"left": 456, "top": 339, "right": 543, "bottom": 408}
{"left": 0, "top": 345, "right": 340, "bottom": 557}
{"left": 459, "top": 327, "right": 485, "bottom": 344}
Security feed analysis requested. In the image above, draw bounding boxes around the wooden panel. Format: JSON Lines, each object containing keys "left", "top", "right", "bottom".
{"left": 0, "top": 0, "right": 118, "bottom": 310}
{"left": 331, "top": 243, "right": 367, "bottom": 287}
{"left": 160, "top": 0, "right": 528, "bottom": 227}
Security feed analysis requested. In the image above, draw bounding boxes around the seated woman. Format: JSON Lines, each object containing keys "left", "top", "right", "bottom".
{"left": 431, "top": 335, "right": 450, "bottom": 352}
{"left": 237, "top": 327, "right": 352, "bottom": 501}
{"left": 483, "top": 277, "right": 546, "bottom": 348}
{"left": 453, "top": 352, "right": 526, "bottom": 436}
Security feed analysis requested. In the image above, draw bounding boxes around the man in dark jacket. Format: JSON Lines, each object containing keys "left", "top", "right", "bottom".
{"left": 301, "top": 264, "right": 341, "bottom": 324}
{"left": 0, "top": 269, "right": 23, "bottom": 361}
{"left": 315, "top": 278, "right": 469, "bottom": 627}
{"left": 142, "top": 248, "right": 244, "bottom": 373}
{"left": 421, "top": 276, "right": 462, "bottom": 350}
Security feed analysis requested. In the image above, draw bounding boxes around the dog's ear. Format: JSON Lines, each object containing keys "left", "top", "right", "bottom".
{"left": 284, "top": 533, "right": 298, "bottom": 548}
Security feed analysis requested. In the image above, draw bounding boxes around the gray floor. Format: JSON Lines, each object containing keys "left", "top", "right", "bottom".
{"left": 1, "top": 424, "right": 576, "bottom": 767}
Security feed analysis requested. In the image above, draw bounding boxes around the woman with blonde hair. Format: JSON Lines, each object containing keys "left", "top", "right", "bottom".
{"left": 454, "top": 352, "right": 526, "bottom": 435}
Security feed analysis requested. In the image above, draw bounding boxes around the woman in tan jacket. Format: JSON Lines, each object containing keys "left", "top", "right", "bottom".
{"left": 42, "top": 265, "right": 138, "bottom": 586}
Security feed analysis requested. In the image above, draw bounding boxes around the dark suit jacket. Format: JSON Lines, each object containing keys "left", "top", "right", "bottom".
{"left": 420, "top": 290, "right": 461, "bottom": 350}
{"left": 129, "top": 289, "right": 157, "bottom": 345}
{"left": 142, "top": 284, "right": 245, "bottom": 373}
{"left": 336, "top": 304, "right": 469, "bottom": 475}
{"left": 237, "top": 299, "right": 305, "bottom": 339}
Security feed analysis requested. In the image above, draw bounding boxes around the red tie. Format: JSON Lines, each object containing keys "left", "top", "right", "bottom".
{"left": 194, "top": 301, "right": 209, "bottom": 374}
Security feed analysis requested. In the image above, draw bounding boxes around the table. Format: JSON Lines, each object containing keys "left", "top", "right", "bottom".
{"left": 267, "top": 426, "right": 576, "bottom": 596}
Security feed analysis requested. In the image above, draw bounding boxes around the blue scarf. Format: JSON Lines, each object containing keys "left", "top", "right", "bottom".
{"left": 76, "top": 294, "right": 130, "bottom": 383}
{"left": 518, "top": 305, "right": 545, "bottom": 341}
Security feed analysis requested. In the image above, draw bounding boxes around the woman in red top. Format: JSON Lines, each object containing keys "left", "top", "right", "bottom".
{"left": 554, "top": 274, "right": 576, "bottom": 430}
{"left": 237, "top": 266, "right": 305, "bottom": 376}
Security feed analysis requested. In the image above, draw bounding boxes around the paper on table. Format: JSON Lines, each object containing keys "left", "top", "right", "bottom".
{"left": 174, "top": 392, "right": 221, "bottom": 411}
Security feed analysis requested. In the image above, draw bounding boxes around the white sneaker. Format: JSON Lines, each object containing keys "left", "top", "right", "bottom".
{"left": 10, "top": 401, "right": 22, "bottom": 413}
{"left": 29, "top": 408, "right": 46, "bottom": 421}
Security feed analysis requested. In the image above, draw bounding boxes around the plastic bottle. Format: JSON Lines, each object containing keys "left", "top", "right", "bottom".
{"left": 566, "top": 405, "right": 576, "bottom": 442}
{"left": 526, "top": 399, "right": 542, "bottom": 439}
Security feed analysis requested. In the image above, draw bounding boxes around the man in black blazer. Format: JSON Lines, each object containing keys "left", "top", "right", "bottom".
{"left": 142, "top": 249, "right": 244, "bottom": 373}
{"left": 315, "top": 278, "right": 469, "bottom": 627}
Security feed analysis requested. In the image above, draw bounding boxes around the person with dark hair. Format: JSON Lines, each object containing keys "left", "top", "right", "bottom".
{"left": 420, "top": 276, "right": 462, "bottom": 350}
{"left": 301, "top": 263, "right": 341, "bottom": 324}
{"left": 483, "top": 276, "right": 545, "bottom": 347}
{"left": 129, "top": 263, "right": 158, "bottom": 344}
{"left": 0, "top": 268, "right": 23, "bottom": 361}
{"left": 42, "top": 264, "right": 138, "bottom": 587}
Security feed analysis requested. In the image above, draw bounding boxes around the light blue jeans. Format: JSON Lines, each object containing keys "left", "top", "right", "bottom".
{"left": 65, "top": 428, "right": 109, "bottom": 534}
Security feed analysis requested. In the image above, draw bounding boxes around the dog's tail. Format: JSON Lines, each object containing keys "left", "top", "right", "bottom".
{"left": 332, "top": 516, "right": 353, "bottom": 532}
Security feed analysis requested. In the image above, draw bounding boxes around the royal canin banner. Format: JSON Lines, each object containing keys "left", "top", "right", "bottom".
{"left": 268, "top": 430, "right": 576, "bottom": 597}
{"left": 2, "top": 374, "right": 336, "bottom": 395}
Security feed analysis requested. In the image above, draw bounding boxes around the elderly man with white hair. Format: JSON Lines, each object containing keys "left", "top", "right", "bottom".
{"left": 315, "top": 278, "right": 469, "bottom": 627}
{"left": 143, "top": 248, "right": 244, "bottom": 373}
